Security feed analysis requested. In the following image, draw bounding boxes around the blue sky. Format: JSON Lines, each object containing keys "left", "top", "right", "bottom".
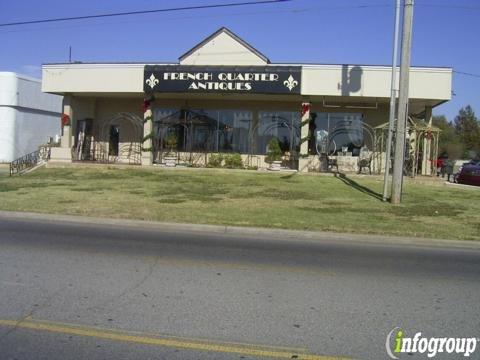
{"left": 0, "top": 0, "right": 478, "bottom": 121}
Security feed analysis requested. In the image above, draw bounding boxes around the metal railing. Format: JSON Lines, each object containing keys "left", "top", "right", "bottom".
{"left": 9, "top": 146, "right": 51, "bottom": 176}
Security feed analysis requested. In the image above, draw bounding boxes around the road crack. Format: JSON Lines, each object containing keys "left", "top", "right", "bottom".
{"left": 0, "top": 285, "right": 65, "bottom": 341}
{"left": 87, "top": 256, "right": 159, "bottom": 311}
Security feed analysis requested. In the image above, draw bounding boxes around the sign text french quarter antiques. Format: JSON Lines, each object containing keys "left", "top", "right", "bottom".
{"left": 144, "top": 65, "right": 301, "bottom": 94}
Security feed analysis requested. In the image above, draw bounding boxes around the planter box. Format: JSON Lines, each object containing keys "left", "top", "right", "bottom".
{"left": 268, "top": 160, "right": 282, "bottom": 171}
{"left": 164, "top": 156, "right": 177, "bottom": 167}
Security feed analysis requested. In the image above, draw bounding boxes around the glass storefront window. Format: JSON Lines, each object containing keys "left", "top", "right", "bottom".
{"left": 187, "top": 110, "right": 218, "bottom": 151}
{"left": 311, "top": 113, "right": 363, "bottom": 156}
{"left": 153, "top": 108, "right": 252, "bottom": 154}
{"left": 153, "top": 109, "right": 188, "bottom": 155}
{"left": 215, "top": 110, "right": 251, "bottom": 153}
{"left": 257, "top": 111, "right": 301, "bottom": 155}
{"left": 152, "top": 109, "right": 364, "bottom": 159}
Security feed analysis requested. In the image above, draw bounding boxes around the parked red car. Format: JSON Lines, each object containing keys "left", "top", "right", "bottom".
{"left": 456, "top": 163, "right": 480, "bottom": 186}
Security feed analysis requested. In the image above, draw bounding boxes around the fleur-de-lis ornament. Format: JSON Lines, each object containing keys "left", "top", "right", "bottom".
{"left": 283, "top": 75, "right": 298, "bottom": 91}
{"left": 146, "top": 73, "right": 159, "bottom": 89}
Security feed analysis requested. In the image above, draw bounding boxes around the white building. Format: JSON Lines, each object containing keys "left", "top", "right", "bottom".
{"left": 0, "top": 72, "right": 62, "bottom": 163}
{"left": 42, "top": 27, "right": 452, "bottom": 173}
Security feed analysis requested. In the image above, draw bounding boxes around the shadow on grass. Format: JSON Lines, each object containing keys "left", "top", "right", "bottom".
{"left": 335, "top": 173, "right": 383, "bottom": 201}
{"left": 280, "top": 172, "right": 297, "bottom": 180}
{"left": 0, "top": 168, "right": 10, "bottom": 178}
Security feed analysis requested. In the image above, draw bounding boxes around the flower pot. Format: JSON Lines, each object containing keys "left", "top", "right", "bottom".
{"left": 164, "top": 156, "right": 177, "bottom": 167}
{"left": 268, "top": 160, "right": 282, "bottom": 171}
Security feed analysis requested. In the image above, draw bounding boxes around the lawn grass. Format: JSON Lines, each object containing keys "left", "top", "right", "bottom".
{"left": 0, "top": 166, "right": 479, "bottom": 240}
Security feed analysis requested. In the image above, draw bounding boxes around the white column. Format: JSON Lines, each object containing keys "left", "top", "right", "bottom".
{"left": 141, "top": 99, "right": 153, "bottom": 166}
{"left": 421, "top": 106, "right": 433, "bottom": 175}
{"left": 50, "top": 94, "right": 73, "bottom": 162}
{"left": 298, "top": 102, "right": 311, "bottom": 172}
{"left": 61, "top": 95, "right": 73, "bottom": 149}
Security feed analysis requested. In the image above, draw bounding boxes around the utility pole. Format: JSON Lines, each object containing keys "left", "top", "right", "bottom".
{"left": 391, "top": 0, "right": 414, "bottom": 204}
{"left": 382, "top": 0, "right": 401, "bottom": 202}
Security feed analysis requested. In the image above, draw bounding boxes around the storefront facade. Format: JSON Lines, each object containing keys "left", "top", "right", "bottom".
{"left": 42, "top": 27, "right": 452, "bottom": 173}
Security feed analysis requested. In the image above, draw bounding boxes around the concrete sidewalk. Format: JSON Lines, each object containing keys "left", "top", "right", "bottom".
{"left": 1, "top": 210, "right": 479, "bottom": 251}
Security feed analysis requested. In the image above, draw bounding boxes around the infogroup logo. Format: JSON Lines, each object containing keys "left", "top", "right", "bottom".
{"left": 386, "top": 327, "right": 478, "bottom": 358}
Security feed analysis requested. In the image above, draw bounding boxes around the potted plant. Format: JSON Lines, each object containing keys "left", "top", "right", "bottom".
{"left": 164, "top": 133, "right": 178, "bottom": 167}
{"left": 265, "top": 138, "right": 283, "bottom": 171}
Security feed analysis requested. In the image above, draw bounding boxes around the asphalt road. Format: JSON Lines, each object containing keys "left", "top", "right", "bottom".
{"left": 0, "top": 215, "right": 479, "bottom": 360}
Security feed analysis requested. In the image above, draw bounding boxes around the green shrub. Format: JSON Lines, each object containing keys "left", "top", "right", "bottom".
{"left": 265, "top": 138, "right": 283, "bottom": 163}
{"left": 207, "top": 153, "right": 224, "bottom": 168}
{"left": 165, "top": 134, "right": 178, "bottom": 154}
{"left": 223, "top": 153, "right": 244, "bottom": 169}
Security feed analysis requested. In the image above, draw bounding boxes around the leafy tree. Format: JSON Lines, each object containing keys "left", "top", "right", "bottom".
{"left": 432, "top": 115, "right": 463, "bottom": 158}
{"left": 454, "top": 105, "right": 480, "bottom": 157}
{"left": 432, "top": 114, "right": 449, "bottom": 129}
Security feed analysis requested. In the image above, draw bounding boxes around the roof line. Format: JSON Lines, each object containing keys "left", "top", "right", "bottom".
{"left": 41, "top": 62, "right": 452, "bottom": 72}
{"left": 0, "top": 71, "right": 42, "bottom": 82}
{"left": 177, "top": 27, "right": 270, "bottom": 64}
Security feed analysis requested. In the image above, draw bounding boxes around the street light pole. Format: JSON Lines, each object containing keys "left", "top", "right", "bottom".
{"left": 391, "top": 0, "right": 414, "bottom": 204}
{"left": 382, "top": 0, "right": 401, "bottom": 202}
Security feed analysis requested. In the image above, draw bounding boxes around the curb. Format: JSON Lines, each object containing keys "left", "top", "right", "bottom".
{"left": 1, "top": 210, "right": 479, "bottom": 251}
{"left": 444, "top": 181, "right": 480, "bottom": 190}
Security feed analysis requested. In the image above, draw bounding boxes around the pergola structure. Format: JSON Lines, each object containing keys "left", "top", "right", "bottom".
{"left": 374, "top": 117, "right": 441, "bottom": 177}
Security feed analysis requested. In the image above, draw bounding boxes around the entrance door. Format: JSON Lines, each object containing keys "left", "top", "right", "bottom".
{"left": 109, "top": 125, "right": 120, "bottom": 156}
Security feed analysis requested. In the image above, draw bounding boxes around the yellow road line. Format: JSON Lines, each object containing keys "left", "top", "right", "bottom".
{"left": 0, "top": 318, "right": 351, "bottom": 360}
{"left": 26, "top": 316, "right": 309, "bottom": 354}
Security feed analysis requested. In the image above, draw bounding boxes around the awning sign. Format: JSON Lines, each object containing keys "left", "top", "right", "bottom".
{"left": 144, "top": 65, "right": 301, "bottom": 94}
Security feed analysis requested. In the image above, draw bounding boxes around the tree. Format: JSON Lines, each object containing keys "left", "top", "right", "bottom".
{"left": 432, "top": 115, "right": 463, "bottom": 158}
{"left": 454, "top": 105, "right": 480, "bottom": 157}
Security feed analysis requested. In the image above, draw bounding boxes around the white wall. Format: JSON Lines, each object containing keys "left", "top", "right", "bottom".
{"left": 301, "top": 65, "right": 452, "bottom": 100}
{"left": 0, "top": 72, "right": 62, "bottom": 162}
{"left": 1, "top": 72, "right": 62, "bottom": 111}
{"left": 42, "top": 63, "right": 452, "bottom": 103}
{"left": 0, "top": 107, "right": 16, "bottom": 162}
{"left": 10, "top": 108, "right": 60, "bottom": 162}
{"left": 42, "top": 64, "right": 144, "bottom": 94}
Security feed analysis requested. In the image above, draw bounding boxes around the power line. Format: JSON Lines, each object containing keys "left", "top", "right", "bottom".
{"left": 0, "top": 3, "right": 392, "bottom": 34}
{"left": 0, "top": 0, "right": 290, "bottom": 28}
{"left": 454, "top": 70, "right": 480, "bottom": 79}
{"left": 1, "top": 1, "right": 478, "bottom": 30}
{"left": 416, "top": 4, "right": 480, "bottom": 10}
